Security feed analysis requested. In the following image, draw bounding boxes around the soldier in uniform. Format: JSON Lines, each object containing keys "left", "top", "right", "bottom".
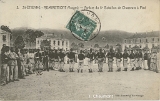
{"left": 58, "top": 49, "right": 66, "bottom": 72}
{"left": 18, "top": 49, "right": 26, "bottom": 79}
{"left": 122, "top": 49, "right": 129, "bottom": 71}
{"left": 129, "top": 50, "right": 135, "bottom": 71}
{"left": 115, "top": 49, "right": 122, "bottom": 72}
{"left": 49, "top": 49, "right": 55, "bottom": 70}
{"left": 106, "top": 48, "right": 115, "bottom": 72}
{"left": 34, "top": 49, "right": 42, "bottom": 75}
{"left": 8, "top": 47, "right": 19, "bottom": 81}
{"left": 78, "top": 50, "right": 85, "bottom": 73}
{"left": 150, "top": 49, "right": 157, "bottom": 72}
{"left": 67, "top": 48, "right": 76, "bottom": 72}
{"left": 138, "top": 49, "right": 143, "bottom": 69}
{"left": 96, "top": 48, "right": 105, "bottom": 72}
{"left": 54, "top": 49, "right": 59, "bottom": 71}
{"left": 87, "top": 48, "right": 95, "bottom": 73}
{"left": 1, "top": 46, "right": 9, "bottom": 86}
{"left": 42, "top": 49, "right": 49, "bottom": 71}
{"left": 134, "top": 49, "right": 139, "bottom": 70}
{"left": 143, "top": 50, "right": 149, "bottom": 70}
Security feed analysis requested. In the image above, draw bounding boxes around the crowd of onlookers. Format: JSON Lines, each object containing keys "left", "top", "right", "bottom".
{"left": 0, "top": 44, "right": 159, "bottom": 86}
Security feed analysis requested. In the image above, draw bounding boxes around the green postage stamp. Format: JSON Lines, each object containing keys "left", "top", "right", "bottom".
{"left": 66, "top": 10, "right": 101, "bottom": 41}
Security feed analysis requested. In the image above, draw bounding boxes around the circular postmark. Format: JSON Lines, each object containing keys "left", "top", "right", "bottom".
{"left": 66, "top": 10, "right": 101, "bottom": 41}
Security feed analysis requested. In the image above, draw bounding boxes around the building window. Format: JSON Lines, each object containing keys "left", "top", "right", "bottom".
{"left": 37, "top": 40, "right": 39, "bottom": 44}
{"left": 53, "top": 40, "right": 55, "bottom": 45}
{"left": 129, "top": 45, "right": 131, "bottom": 48}
{"left": 152, "top": 38, "right": 154, "bottom": 42}
{"left": 146, "top": 39, "right": 148, "bottom": 42}
{"left": 140, "top": 39, "right": 141, "bottom": 43}
{"left": 125, "top": 40, "right": 126, "bottom": 43}
{"left": 140, "top": 45, "right": 141, "bottom": 48}
{"left": 158, "top": 38, "right": 159, "bottom": 42}
{"left": 152, "top": 44, "right": 154, "bottom": 47}
{"left": 2, "top": 35, "right": 6, "bottom": 42}
{"left": 62, "top": 41, "right": 63, "bottom": 46}
{"left": 58, "top": 41, "right": 60, "bottom": 45}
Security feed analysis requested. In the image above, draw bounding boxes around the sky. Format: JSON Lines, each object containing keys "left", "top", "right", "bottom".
{"left": 0, "top": 0, "right": 159, "bottom": 33}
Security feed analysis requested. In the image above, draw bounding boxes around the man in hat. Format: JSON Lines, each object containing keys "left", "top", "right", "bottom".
{"left": 67, "top": 48, "right": 76, "bottom": 72}
{"left": 129, "top": 50, "right": 135, "bottom": 71}
{"left": 122, "top": 49, "right": 129, "bottom": 71}
{"left": 78, "top": 50, "right": 85, "bottom": 73}
{"left": 96, "top": 48, "right": 105, "bottom": 72}
{"left": 58, "top": 49, "right": 66, "bottom": 72}
{"left": 115, "top": 49, "right": 122, "bottom": 72}
{"left": 106, "top": 48, "right": 115, "bottom": 72}
{"left": 87, "top": 48, "right": 95, "bottom": 73}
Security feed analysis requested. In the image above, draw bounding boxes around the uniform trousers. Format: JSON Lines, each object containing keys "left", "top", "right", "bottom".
{"left": 98, "top": 58, "right": 103, "bottom": 69}
{"left": 69, "top": 59, "right": 75, "bottom": 69}
{"left": 59, "top": 61, "right": 64, "bottom": 70}
{"left": 1, "top": 64, "right": 8, "bottom": 83}
{"left": 143, "top": 60, "right": 148, "bottom": 69}
{"left": 123, "top": 59, "right": 128, "bottom": 68}
{"left": 78, "top": 60, "right": 84, "bottom": 70}
{"left": 88, "top": 60, "right": 93, "bottom": 69}
{"left": 116, "top": 59, "right": 121, "bottom": 69}
{"left": 108, "top": 59, "right": 113, "bottom": 69}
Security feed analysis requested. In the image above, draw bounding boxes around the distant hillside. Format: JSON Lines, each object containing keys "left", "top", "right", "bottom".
{"left": 10, "top": 27, "right": 159, "bottom": 48}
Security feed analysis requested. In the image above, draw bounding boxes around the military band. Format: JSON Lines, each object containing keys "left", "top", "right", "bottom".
{"left": 1, "top": 44, "right": 159, "bottom": 86}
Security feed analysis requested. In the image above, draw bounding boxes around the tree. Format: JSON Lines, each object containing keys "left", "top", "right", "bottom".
{"left": 94, "top": 44, "right": 99, "bottom": 48}
{"left": 14, "top": 36, "right": 25, "bottom": 49}
{"left": 24, "top": 29, "right": 44, "bottom": 47}
{"left": 78, "top": 43, "right": 84, "bottom": 48}
{"left": 40, "top": 39, "right": 51, "bottom": 50}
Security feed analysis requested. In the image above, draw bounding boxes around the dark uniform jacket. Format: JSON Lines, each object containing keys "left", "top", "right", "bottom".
{"left": 58, "top": 52, "right": 65, "bottom": 62}
{"left": 34, "top": 52, "right": 42, "bottom": 63}
{"left": 87, "top": 52, "right": 95, "bottom": 61}
{"left": 1, "top": 53, "right": 9, "bottom": 64}
{"left": 67, "top": 52, "right": 75, "bottom": 62}
{"left": 42, "top": 51, "right": 49, "bottom": 63}
{"left": 143, "top": 53, "right": 148, "bottom": 60}
{"left": 122, "top": 53, "right": 129, "bottom": 59}
{"left": 115, "top": 52, "right": 122, "bottom": 59}
{"left": 138, "top": 52, "right": 143, "bottom": 58}
{"left": 129, "top": 53, "right": 135, "bottom": 59}
{"left": 78, "top": 53, "right": 85, "bottom": 60}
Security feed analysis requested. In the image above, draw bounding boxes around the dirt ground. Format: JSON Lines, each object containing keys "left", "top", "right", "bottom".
{"left": 0, "top": 63, "right": 159, "bottom": 100}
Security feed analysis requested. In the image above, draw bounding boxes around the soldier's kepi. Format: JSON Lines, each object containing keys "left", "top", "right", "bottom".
{"left": 66, "top": 10, "right": 101, "bottom": 41}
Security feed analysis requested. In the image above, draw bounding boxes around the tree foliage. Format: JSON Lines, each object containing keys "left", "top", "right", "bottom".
{"left": 14, "top": 36, "right": 25, "bottom": 49}
{"left": 24, "top": 29, "right": 44, "bottom": 46}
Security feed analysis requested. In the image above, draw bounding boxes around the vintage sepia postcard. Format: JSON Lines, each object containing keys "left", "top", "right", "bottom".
{"left": 0, "top": 0, "right": 160, "bottom": 100}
